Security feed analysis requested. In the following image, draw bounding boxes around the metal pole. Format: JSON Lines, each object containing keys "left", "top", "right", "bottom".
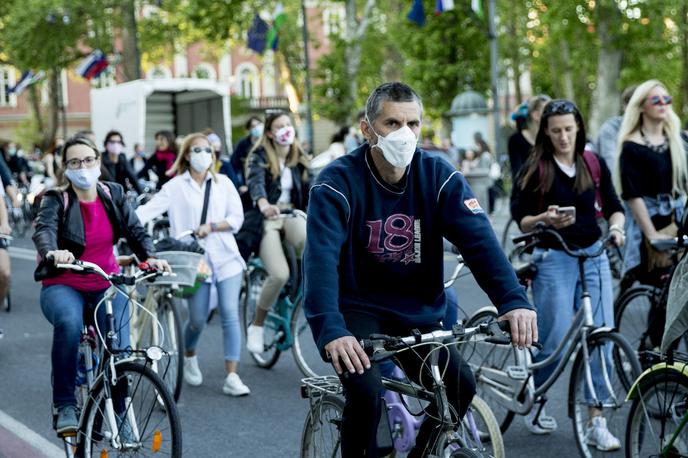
{"left": 488, "top": 0, "right": 499, "bottom": 155}
{"left": 300, "top": 0, "right": 315, "bottom": 152}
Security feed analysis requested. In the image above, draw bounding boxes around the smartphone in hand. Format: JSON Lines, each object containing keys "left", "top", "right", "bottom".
{"left": 557, "top": 206, "right": 576, "bottom": 220}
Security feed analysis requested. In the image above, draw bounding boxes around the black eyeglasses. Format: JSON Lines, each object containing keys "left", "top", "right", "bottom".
{"left": 648, "top": 95, "right": 672, "bottom": 106}
{"left": 543, "top": 100, "right": 577, "bottom": 116}
{"left": 66, "top": 156, "right": 98, "bottom": 170}
{"left": 190, "top": 146, "right": 212, "bottom": 154}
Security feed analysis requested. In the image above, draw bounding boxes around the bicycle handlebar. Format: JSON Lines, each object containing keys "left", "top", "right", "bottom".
{"left": 54, "top": 259, "right": 171, "bottom": 286}
{"left": 512, "top": 222, "right": 614, "bottom": 259}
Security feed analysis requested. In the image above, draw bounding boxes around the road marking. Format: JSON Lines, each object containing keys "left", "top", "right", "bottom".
{"left": 8, "top": 246, "right": 37, "bottom": 261}
{"left": 0, "top": 409, "right": 62, "bottom": 458}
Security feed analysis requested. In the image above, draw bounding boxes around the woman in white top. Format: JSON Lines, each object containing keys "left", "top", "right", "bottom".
{"left": 136, "top": 132, "right": 250, "bottom": 396}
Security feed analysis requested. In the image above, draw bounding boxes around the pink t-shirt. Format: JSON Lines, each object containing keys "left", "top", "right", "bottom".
{"left": 43, "top": 197, "right": 120, "bottom": 291}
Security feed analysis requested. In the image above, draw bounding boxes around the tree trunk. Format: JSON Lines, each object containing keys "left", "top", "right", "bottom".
{"left": 344, "top": 0, "right": 375, "bottom": 124}
{"left": 679, "top": 3, "right": 688, "bottom": 118}
{"left": 120, "top": 0, "right": 141, "bottom": 81}
{"left": 588, "top": 0, "right": 623, "bottom": 139}
{"left": 47, "top": 69, "right": 60, "bottom": 144}
{"left": 560, "top": 41, "right": 575, "bottom": 101}
{"left": 27, "top": 84, "right": 47, "bottom": 149}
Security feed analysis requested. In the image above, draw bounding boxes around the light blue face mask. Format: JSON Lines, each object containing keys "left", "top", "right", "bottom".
{"left": 65, "top": 167, "right": 101, "bottom": 190}
{"left": 250, "top": 124, "right": 264, "bottom": 138}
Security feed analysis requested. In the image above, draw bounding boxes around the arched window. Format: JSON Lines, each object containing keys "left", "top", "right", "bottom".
{"left": 192, "top": 63, "right": 217, "bottom": 80}
{"left": 235, "top": 63, "right": 260, "bottom": 99}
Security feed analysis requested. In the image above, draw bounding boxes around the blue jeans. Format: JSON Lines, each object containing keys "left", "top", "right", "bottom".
{"left": 185, "top": 273, "right": 242, "bottom": 361}
{"left": 531, "top": 242, "right": 615, "bottom": 402}
{"left": 40, "top": 284, "right": 130, "bottom": 407}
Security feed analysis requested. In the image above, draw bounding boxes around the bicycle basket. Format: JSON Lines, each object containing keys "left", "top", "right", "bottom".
{"left": 151, "top": 251, "right": 206, "bottom": 293}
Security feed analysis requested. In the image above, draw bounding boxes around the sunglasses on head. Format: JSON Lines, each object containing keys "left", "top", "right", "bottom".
{"left": 648, "top": 95, "right": 672, "bottom": 106}
{"left": 190, "top": 146, "right": 212, "bottom": 154}
{"left": 543, "top": 100, "right": 577, "bottom": 116}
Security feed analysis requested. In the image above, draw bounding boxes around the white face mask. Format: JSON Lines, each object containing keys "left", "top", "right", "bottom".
{"left": 274, "top": 125, "right": 295, "bottom": 146}
{"left": 65, "top": 167, "right": 101, "bottom": 190}
{"left": 368, "top": 119, "right": 418, "bottom": 168}
{"left": 189, "top": 151, "right": 213, "bottom": 173}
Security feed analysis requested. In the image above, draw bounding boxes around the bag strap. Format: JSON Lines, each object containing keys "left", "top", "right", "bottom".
{"left": 200, "top": 178, "right": 212, "bottom": 225}
{"left": 582, "top": 149, "right": 603, "bottom": 218}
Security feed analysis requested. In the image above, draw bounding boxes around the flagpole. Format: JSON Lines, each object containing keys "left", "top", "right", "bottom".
{"left": 488, "top": 0, "right": 499, "bottom": 155}
{"left": 300, "top": 0, "right": 315, "bottom": 153}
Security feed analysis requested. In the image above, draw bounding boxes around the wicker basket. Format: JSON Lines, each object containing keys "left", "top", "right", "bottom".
{"left": 152, "top": 251, "right": 204, "bottom": 288}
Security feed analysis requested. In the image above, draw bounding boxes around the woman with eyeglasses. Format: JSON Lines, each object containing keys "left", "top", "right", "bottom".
{"left": 33, "top": 135, "right": 169, "bottom": 434}
{"left": 615, "top": 80, "right": 688, "bottom": 288}
{"left": 244, "top": 111, "right": 310, "bottom": 354}
{"left": 135, "top": 133, "right": 250, "bottom": 396}
{"left": 511, "top": 100, "right": 625, "bottom": 449}
{"left": 100, "top": 130, "right": 144, "bottom": 194}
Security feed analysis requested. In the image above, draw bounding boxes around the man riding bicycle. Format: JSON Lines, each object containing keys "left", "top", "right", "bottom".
{"left": 303, "top": 82, "right": 537, "bottom": 457}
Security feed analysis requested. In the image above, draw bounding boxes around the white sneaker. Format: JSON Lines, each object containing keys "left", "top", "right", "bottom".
{"left": 524, "top": 407, "right": 558, "bottom": 435}
{"left": 586, "top": 416, "right": 621, "bottom": 451}
{"left": 183, "top": 355, "right": 203, "bottom": 386}
{"left": 222, "top": 373, "right": 251, "bottom": 396}
{"left": 246, "top": 324, "right": 264, "bottom": 354}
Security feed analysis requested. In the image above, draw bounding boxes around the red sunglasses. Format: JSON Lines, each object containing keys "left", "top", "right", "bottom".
{"left": 648, "top": 95, "right": 672, "bottom": 106}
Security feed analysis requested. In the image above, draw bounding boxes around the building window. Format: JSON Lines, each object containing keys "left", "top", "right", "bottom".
{"left": 0, "top": 66, "right": 18, "bottom": 108}
{"left": 235, "top": 63, "right": 259, "bottom": 99}
{"left": 323, "top": 5, "right": 345, "bottom": 36}
{"left": 192, "top": 63, "right": 217, "bottom": 80}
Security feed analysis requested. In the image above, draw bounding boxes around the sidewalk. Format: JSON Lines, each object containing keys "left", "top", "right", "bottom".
{"left": 0, "top": 410, "right": 62, "bottom": 458}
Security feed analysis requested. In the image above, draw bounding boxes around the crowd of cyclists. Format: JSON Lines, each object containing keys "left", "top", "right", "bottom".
{"left": 0, "top": 77, "right": 685, "bottom": 455}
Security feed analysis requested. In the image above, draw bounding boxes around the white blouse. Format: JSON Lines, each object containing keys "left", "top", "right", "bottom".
{"left": 136, "top": 171, "right": 246, "bottom": 282}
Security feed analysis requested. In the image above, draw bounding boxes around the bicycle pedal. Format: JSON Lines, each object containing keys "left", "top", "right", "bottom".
{"left": 538, "top": 415, "right": 557, "bottom": 430}
{"left": 506, "top": 366, "right": 528, "bottom": 380}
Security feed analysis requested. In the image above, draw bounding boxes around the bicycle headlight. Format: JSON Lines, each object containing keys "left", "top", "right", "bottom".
{"left": 146, "top": 346, "right": 164, "bottom": 361}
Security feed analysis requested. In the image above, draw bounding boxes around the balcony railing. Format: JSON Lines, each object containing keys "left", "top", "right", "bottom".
{"left": 247, "top": 96, "right": 290, "bottom": 110}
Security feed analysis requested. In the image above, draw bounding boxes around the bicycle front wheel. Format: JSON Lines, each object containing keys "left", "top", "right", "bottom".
{"left": 292, "top": 300, "right": 335, "bottom": 378}
{"left": 301, "top": 394, "right": 344, "bottom": 458}
{"left": 454, "top": 395, "right": 505, "bottom": 458}
{"left": 570, "top": 330, "right": 641, "bottom": 458}
{"left": 626, "top": 370, "right": 688, "bottom": 458}
{"left": 81, "top": 360, "right": 182, "bottom": 457}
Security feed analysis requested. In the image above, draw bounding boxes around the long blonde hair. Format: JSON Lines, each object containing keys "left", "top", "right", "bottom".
{"left": 170, "top": 133, "right": 218, "bottom": 181}
{"left": 614, "top": 79, "right": 687, "bottom": 194}
{"left": 247, "top": 111, "right": 306, "bottom": 178}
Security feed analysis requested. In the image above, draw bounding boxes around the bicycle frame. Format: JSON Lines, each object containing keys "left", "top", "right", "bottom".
{"left": 476, "top": 251, "right": 618, "bottom": 416}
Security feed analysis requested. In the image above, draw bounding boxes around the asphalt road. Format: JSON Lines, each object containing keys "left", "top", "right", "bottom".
{"left": 0, "top": 208, "right": 616, "bottom": 458}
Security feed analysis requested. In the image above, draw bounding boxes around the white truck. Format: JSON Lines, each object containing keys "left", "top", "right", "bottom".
{"left": 90, "top": 78, "right": 232, "bottom": 154}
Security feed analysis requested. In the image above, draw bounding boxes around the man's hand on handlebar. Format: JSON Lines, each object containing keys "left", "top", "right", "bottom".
{"left": 499, "top": 308, "right": 538, "bottom": 349}
{"left": 46, "top": 249, "right": 75, "bottom": 265}
{"left": 324, "top": 336, "right": 371, "bottom": 375}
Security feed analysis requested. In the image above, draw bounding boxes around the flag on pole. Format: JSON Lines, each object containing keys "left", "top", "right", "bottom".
{"left": 408, "top": 0, "right": 426, "bottom": 27}
{"left": 8, "top": 70, "right": 45, "bottom": 95}
{"left": 247, "top": 14, "right": 269, "bottom": 54}
{"left": 266, "top": 3, "right": 287, "bottom": 51}
{"left": 471, "top": 0, "right": 484, "bottom": 19}
{"left": 76, "top": 50, "right": 109, "bottom": 80}
{"left": 434, "top": 0, "right": 455, "bottom": 14}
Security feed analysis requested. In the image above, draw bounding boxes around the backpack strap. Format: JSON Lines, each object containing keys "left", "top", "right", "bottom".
{"left": 582, "top": 149, "right": 603, "bottom": 218}
{"left": 62, "top": 191, "right": 69, "bottom": 213}
{"left": 97, "top": 181, "right": 113, "bottom": 199}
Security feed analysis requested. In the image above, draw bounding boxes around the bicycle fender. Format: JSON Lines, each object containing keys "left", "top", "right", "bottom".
{"left": 625, "top": 362, "right": 688, "bottom": 401}
{"left": 587, "top": 327, "right": 616, "bottom": 338}
{"left": 472, "top": 305, "right": 499, "bottom": 318}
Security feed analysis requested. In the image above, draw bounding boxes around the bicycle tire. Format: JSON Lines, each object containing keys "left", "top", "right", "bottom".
{"left": 291, "top": 299, "right": 334, "bottom": 378}
{"left": 456, "top": 395, "right": 505, "bottom": 458}
{"left": 461, "top": 309, "right": 516, "bottom": 433}
{"left": 500, "top": 218, "right": 515, "bottom": 253}
{"left": 569, "top": 330, "right": 641, "bottom": 458}
{"left": 614, "top": 285, "right": 662, "bottom": 355}
{"left": 625, "top": 369, "right": 688, "bottom": 458}
{"left": 300, "top": 394, "right": 344, "bottom": 458}
{"left": 158, "top": 295, "right": 184, "bottom": 402}
{"left": 81, "top": 360, "right": 182, "bottom": 457}
{"left": 241, "top": 266, "right": 281, "bottom": 368}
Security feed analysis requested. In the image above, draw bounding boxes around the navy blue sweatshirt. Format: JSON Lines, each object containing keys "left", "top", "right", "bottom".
{"left": 303, "top": 145, "right": 533, "bottom": 355}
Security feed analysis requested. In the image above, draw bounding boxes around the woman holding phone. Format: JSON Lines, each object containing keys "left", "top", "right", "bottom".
{"left": 510, "top": 99, "right": 625, "bottom": 449}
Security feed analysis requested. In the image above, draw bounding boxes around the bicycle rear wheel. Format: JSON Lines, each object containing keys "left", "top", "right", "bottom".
{"left": 241, "top": 266, "right": 281, "bottom": 368}
{"left": 626, "top": 370, "right": 688, "bottom": 458}
{"left": 81, "top": 361, "right": 181, "bottom": 457}
{"left": 460, "top": 309, "right": 517, "bottom": 433}
{"left": 292, "top": 300, "right": 335, "bottom": 378}
{"left": 614, "top": 285, "right": 662, "bottom": 355}
{"left": 569, "top": 330, "right": 641, "bottom": 458}
{"left": 300, "top": 394, "right": 344, "bottom": 458}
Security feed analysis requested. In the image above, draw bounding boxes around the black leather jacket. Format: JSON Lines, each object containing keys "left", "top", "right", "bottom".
{"left": 33, "top": 181, "right": 154, "bottom": 281}
{"left": 246, "top": 146, "right": 309, "bottom": 210}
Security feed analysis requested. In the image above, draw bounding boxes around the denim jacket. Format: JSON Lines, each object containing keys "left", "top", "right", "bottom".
{"left": 622, "top": 193, "right": 686, "bottom": 274}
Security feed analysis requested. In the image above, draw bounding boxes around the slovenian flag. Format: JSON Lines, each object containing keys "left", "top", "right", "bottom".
{"left": 76, "top": 50, "right": 109, "bottom": 80}
{"left": 435, "top": 0, "right": 455, "bottom": 14}
{"left": 8, "top": 70, "right": 45, "bottom": 95}
{"left": 266, "top": 4, "right": 287, "bottom": 51}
